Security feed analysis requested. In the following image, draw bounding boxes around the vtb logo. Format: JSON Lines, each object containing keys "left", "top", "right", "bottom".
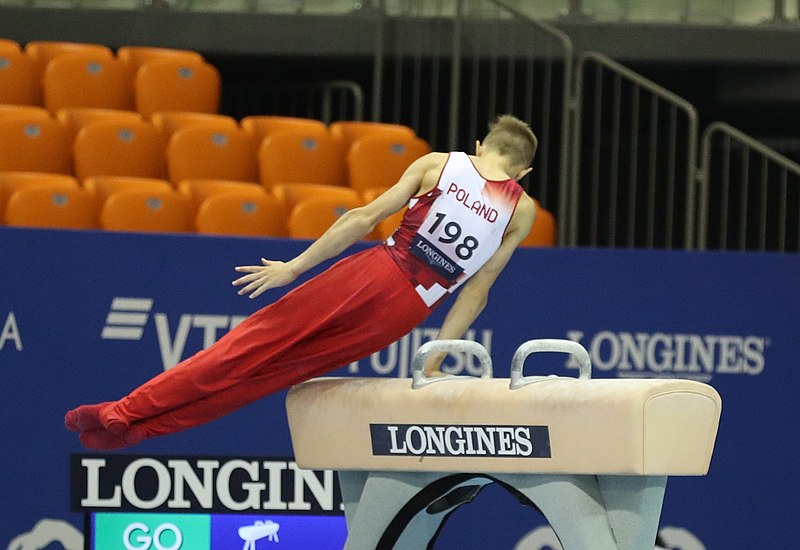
{"left": 101, "top": 297, "right": 153, "bottom": 341}
{"left": 100, "top": 297, "right": 246, "bottom": 370}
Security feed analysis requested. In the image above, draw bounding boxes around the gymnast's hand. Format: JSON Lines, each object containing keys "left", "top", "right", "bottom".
{"left": 232, "top": 258, "right": 297, "bottom": 299}
{"left": 422, "top": 352, "right": 447, "bottom": 377}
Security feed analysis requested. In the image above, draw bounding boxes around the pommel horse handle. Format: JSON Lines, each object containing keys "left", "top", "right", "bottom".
{"left": 510, "top": 338, "right": 592, "bottom": 389}
{"left": 411, "top": 339, "right": 493, "bottom": 389}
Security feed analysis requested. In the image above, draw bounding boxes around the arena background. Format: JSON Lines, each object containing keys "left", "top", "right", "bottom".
{"left": 2, "top": 1, "right": 800, "bottom": 548}
{"left": 4, "top": 228, "right": 799, "bottom": 548}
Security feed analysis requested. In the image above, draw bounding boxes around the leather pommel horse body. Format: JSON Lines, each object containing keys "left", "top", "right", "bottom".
{"left": 286, "top": 339, "right": 722, "bottom": 550}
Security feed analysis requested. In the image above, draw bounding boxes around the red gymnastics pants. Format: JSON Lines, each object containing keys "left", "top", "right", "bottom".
{"left": 104, "top": 245, "right": 433, "bottom": 440}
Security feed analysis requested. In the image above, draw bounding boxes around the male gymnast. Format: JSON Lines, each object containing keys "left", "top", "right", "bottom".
{"left": 65, "top": 114, "right": 538, "bottom": 450}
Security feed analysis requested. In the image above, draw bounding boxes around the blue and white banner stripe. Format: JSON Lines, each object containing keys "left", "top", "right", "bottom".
{"left": 101, "top": 297, "right": 153, "bottom": 340}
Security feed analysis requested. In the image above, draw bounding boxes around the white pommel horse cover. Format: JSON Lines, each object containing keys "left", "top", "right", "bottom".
{"left": 287, "top": 340, "right": 722, "bottom": 549}
{"left": 287, "top": 339, "right": 722, "bottom": 476}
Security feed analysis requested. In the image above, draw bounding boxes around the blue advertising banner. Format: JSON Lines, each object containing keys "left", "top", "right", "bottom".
{"left": 1, "top": 226, "right": 798, "bottom": 549}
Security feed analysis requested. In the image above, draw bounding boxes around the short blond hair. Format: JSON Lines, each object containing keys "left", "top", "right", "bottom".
{"left": 482, "top": 114, "right": 538, "bottom": 169}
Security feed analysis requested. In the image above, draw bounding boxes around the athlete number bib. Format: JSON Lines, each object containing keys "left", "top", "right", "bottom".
{"left": 386, "top": 152, "right": 523, "bottom": 307}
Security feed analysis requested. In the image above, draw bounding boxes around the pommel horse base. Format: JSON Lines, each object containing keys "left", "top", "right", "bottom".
{"left": 286, "top": 339, "right": 722, "bottom": 550}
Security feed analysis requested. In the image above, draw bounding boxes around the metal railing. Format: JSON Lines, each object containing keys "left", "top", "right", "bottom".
{"left": 371, "top": 4, "right": 799, "bottom": 253}
{"left": 697, "top": 122, "right": 800, "bottom": 252}
{"left": 568, "top": 51, "right": 699, "bottom": 249}
{"left": 371, "top": 0, "right": 574, "bottom": 242}
{"left": 224, "top": 79, "right": 364, "bottom": 124}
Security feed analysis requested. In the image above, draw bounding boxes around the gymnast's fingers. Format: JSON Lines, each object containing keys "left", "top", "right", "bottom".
{"left": 237, "top": 276, "right": 267, "bottom": 293}
{"left": 248, "top": 284, "right": 270, "bottom": 299}
{"left": 232, "top": 273, "right": 258, "bottom": 286}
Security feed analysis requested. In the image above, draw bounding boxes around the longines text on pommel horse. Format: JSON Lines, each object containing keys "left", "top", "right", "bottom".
{"left": 286, "top": 339, "right": 722, "bottom": 550}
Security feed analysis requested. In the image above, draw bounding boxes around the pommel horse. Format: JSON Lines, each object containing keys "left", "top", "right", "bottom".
{"left": 286, "top": 339, "right": 722, "bottom": 549}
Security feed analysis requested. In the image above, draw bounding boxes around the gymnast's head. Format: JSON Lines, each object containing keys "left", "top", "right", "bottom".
{"left": 478, "top": 114, "right": 538, "bottom": 182}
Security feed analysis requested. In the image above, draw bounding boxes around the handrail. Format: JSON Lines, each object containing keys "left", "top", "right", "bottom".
{"left": 703, "top": 122, "right": 800, "bottom": 169}
{"left": 697, "top": 121, "right": 800, "bottom": 251}
{"left": 570, "top": 51, "right": 700, "bottom": 248}
{"left": 489, "top": 0, "right": 575, "bottom": 247}
{"left": 577, "top": 52, "right": 697, "bottom": 115}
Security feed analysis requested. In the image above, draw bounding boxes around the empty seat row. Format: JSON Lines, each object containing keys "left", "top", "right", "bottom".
{"left": 0, "top": 175, "right": 380, "bottom": 238}
{"left": 0, "top": 173, "right": 557, "bottom": 245}
{"left": 0, "top": 40, "right": 218, "bottom": 116}
{"left": 0, "top": 104, "right": 420, "bottom": 152}
{"left": 0, "top": 112, "right": 432, "bottom": 191}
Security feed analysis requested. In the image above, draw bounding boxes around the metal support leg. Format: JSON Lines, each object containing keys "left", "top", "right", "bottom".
{"left": 596, "top": 475, "right": 667, "bottom": 550}
{"left": 341, "top": 471, "right": 476, "bottom": 550}
{"left": 337, "top": 470, "right": 369, "bottom": 532}
{"left": 496, "top": 473, "right": 618, "bottom": 550}
{"left": 338, "top": 471, "right": 668, "bottom": 550}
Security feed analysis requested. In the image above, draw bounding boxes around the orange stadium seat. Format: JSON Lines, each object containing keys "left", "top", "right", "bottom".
{"left": 150, "top": 111, "right": 239, "bottom": 144}
{"left": 519, "top": 200, "right": 557, "bottom": 247}
{"left": 73, "top": 119, "right": 166, "bottom": 180}
{"left": 288, "top": 195, "right": 368, "bottom": 240}
{"left": 43, "top": 53, "right": 134, "bottom": 112}
{"left": 24, "top": 41, "right": 114, "bottom": 105}
{"left": 56, "top": 107, "right": 143, "bottom": 141}
{"left": 24, "top": 41, "right": 114, "bottom": 75}
{"left": 177, "top": 179, "right": 267, "bottom": 213}
{"left": 0, "top": 50, "right": 38, "bottom": 105}
{"left": 258, "top": 130, "right": 347, "bottom": 187}
{"left": 347, "top": 134, "right": 432, "bottom": 192}
{"left": 82, "top": 176, "right": 173, "bottom": 209}
{"left": 100, "top": 188, "right": 192, "bottom": 233}
{"left": 0, "top": 117, "right": 72, "bottom": 174}
{"left": 117, "top": 46, "right": 204, "bottom": 77}
{"left": 361, "top": 186, "right": 406, "bottom": 241}
{"left": 195, "top": 192, "right": 288, "bottom": 237}
{"left": 329, "top": 120, "right": 416, "bottom": 151}
{"left": 0, "top": 39, "right": 21, "bottom": 55}
{"left": 0, "top": 171, "right": 78, "bottom": 191}
{"left": 135, "top": 58, "right": 221, "bottom": 117}
{"left": 271, "top": 182, "right": 361, "bottom": 218}
{"left": 166, "top": 125, "right": 257, "bottom": 185}
{"left": 241, "top": 115, "right": 328, "bottom": 147}
{"left": 4, "top": 185, "right": 96, "bottom": 229}
{"left": 0, "top": 172, "right": 79, "bottom": 221}
{"left": 0, "top": 105, "right": 51, "bottom": 120}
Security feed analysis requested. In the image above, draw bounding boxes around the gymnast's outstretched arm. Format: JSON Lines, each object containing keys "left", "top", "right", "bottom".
{"left": 232, "top": 152, "right": 448, "bottom": 300}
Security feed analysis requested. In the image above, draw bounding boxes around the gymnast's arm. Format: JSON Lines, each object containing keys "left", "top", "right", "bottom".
{"left": 232, "top": 152, "right": 448, "bottom": 299}
{"left": 423, "top": 194, "right": 536, "bottom": 376}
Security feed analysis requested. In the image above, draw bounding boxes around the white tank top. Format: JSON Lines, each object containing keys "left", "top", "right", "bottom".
{"left": 385, "top": 151, "right": 523, "bottom": 307}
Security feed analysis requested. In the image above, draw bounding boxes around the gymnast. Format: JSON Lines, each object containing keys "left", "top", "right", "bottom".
{"left": 65, "top": 114, "right": 538, "bottom": 450}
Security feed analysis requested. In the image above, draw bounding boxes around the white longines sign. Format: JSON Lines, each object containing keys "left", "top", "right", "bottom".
{"left": 565, "top": 329, "right": 768, "bottom": 380}
{"left": 370, "top": 424, "right": 551, "bottom": 458}
{"left": 72, "top": 455, "right": 342, "bottom": 514}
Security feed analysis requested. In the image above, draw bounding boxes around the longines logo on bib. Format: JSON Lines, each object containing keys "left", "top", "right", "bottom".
{"left": 370, "top": 424, "right": 551, "bottom": 458}
{"left": 410, "top": 234, "right": 464, "bottom": 281}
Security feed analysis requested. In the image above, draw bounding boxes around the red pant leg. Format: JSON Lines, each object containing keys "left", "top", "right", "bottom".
{"left": 114, "top": 246, "right": 433, "bottom": 439}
